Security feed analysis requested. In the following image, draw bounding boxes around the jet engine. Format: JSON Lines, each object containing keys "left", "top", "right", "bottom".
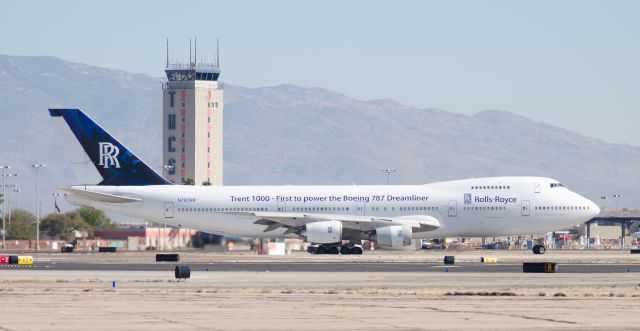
{"left": 305, "top": 220, "right": 343, "bottom": 243}
{"left": 376, "top": 225, "right": 412, "bottom": 247}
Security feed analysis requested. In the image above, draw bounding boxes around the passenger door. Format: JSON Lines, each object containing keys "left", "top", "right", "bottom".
{"left": 164, "top": 202, "right": 174, "bottom": 218}
{"left": 356, "top": 202, "right": 366, "bottom": 216}
{"left": 448, "top": 200, "right": 457, "bottom": 217}
{"left": 521, "top": 200, "right": 530, "bottom": 216}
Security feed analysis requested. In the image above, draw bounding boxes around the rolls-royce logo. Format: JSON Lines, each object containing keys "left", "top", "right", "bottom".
{"left": 464, "top": 193, "right": 472, "bottom": 205}
{"left": 98, "top": 142, "right": 120, "bottom": 169}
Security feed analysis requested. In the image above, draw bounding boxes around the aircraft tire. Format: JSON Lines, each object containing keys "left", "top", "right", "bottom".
{"left": 533, "top": 245, "right": 546, "bottom": 254}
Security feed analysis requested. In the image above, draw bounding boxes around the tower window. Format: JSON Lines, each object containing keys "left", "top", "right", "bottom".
{"left": 167, "top": 136, "right": 176, "bottom": 152}
{"left": 167, "top": 159, "right": 176, "bottom": 175}
{"left": 169, "top": 92, "right": 175, "bottom": 107}
{"left": 168, "top": 114, "right": 176, "bottom": 130}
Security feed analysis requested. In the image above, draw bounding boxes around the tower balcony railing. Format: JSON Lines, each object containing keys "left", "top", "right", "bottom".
{"left": 165, "top": 62, "right": 220, "bottom": 71}
{"left": 162, "top": 81, "right": 224, "bottom": 90}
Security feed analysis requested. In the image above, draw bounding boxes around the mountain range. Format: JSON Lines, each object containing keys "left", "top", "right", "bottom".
{"left": 0, "top": 54, "right": 637, "bottom": 216}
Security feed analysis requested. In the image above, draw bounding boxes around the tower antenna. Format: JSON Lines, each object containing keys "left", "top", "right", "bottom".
{"left": 166, "top": 38, "right": 169, "bottom": 67}
{"left": 189, "top": 38, "right": 192, "bottom": 66}
{"left": 194, "top": 37, "right": 197, "bottom": 67}
{"left": 216, "top": 38, "right": 220, "bottom": 67}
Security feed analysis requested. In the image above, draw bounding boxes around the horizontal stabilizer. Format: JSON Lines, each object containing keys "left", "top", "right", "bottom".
{"left": 59, "top": 187, "right": 143, "bottom": 204}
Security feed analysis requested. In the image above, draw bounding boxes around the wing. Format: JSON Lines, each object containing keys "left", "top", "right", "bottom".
{"left": 230, "top": 211, "right": 440, "bottom": 234}
{"left": 59, "top": 187, "right": 143, "bottom": 203}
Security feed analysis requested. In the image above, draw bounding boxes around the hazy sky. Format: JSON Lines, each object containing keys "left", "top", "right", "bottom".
{"left": 2, "top": 1, "right": 639, "bottom": 146}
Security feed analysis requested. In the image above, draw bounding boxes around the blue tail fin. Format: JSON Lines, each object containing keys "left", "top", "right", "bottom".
{"left": 49, "top": 108, "right": 172, "bottom": 186}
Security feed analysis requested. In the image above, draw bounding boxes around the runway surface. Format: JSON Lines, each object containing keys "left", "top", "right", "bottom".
{"left": 2, "top": 251, "right": 640, "bottom": 330}
{"left": 3, "top": 261, "right": 639, "bottom": 273}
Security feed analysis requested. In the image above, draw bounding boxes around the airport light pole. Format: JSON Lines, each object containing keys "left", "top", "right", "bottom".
{"left": 612, "top": 194, "right": 622, "bottom": 216}
{"left": 381, "top": 169, "right": 396, "bottom": 185}
{"left": 32, "top": 164, "right": 46, "bottom": 251}
{"left": 600, "top": 196, "right": 607, "bottom": 217}
{"left": 2, "top": 173, "right": 17, "bottom": 250}
{"left": 1, "top": 165, "right": 10, "bottom": 249}
{"left": 7, "top": 187, "right": 21, "bottom": 244}
{"left": 10, "top": 187, "right": 21, "bottom": 223}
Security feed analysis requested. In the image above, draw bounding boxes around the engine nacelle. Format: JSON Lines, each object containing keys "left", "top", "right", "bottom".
{"left": 305, "top": 220, "right": 343, "bottom": 243}
{"left": 376, "top": 225, "right": 412, "bottom": 247}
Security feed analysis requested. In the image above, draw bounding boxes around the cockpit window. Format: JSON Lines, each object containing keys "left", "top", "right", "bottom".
{"left": 550, "top": 183, "right": 565, "bottom": 188}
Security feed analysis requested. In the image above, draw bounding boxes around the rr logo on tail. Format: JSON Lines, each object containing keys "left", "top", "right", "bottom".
{"left": 99, "top": 142, "right": 120, "bottom": 169}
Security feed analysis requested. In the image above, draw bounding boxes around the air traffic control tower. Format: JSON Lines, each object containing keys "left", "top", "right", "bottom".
{"left": 162, "top": 40, "right": 223, "bottom": 185}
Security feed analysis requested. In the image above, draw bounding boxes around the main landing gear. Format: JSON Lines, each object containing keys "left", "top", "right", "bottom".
{"left": 532, "top": 245, "right": 546, "bottom": 254}
{"left": 307, "top": 244, "right": 363, "bottom": 255}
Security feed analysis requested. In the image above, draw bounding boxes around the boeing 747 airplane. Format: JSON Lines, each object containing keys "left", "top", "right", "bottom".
{"left": 50, "top": 108, "right": 599, "bottom": 255}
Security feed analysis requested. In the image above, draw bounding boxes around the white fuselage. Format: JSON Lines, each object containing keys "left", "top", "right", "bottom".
{"left": 65, "top": 176, "right": 599, "bottom": 239}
